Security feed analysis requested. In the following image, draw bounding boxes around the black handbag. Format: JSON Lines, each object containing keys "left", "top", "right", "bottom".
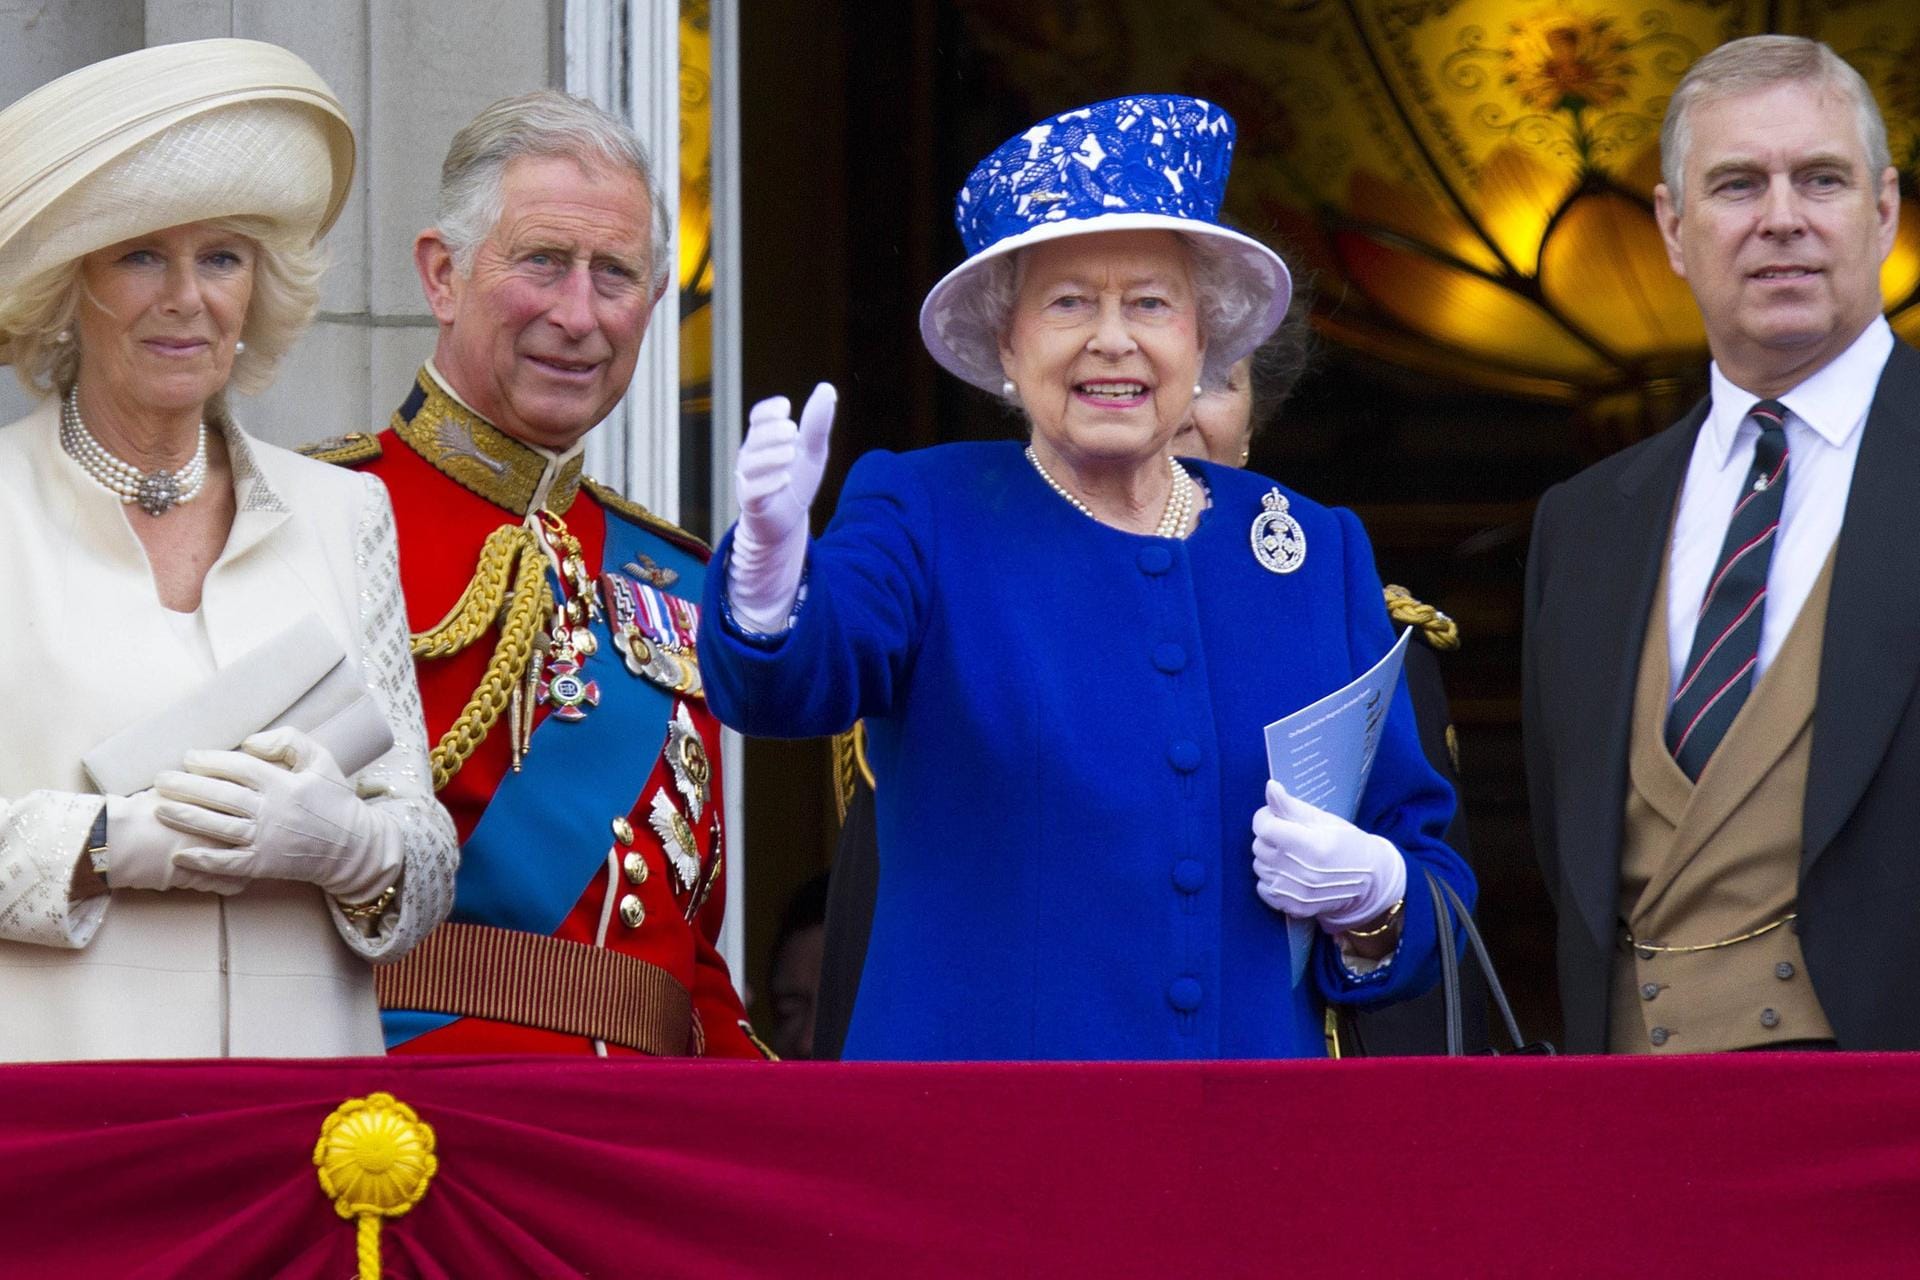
{"left": 1424, "top": 869, "right": 1555, "bottom": 1056}
{"left": 1330, "top": 870, "right": 1554, "bottom": 1057}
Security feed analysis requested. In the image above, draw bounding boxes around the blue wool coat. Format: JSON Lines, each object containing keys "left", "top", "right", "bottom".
{"left": 703, "top": 442, "right": 1473, "bottom": 1060}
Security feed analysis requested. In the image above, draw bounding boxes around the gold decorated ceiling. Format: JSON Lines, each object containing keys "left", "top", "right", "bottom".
{"left": 956, "top": 0, "right": 1920, "bottom": 401}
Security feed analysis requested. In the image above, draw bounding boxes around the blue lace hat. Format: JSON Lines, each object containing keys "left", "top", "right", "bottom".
{"left": 919, "top": 94, "right": 1291, "bottom": 395}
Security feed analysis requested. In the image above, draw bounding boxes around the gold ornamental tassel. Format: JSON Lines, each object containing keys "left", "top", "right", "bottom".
{"left": 313, "top": 1092, "right": 439, "bottom": 1280}
{"left": 410, "top": 524, "right": 553, "bottom": 789}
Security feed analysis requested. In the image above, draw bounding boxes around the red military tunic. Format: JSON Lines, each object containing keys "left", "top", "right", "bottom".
{"left": 337, "top": 367, "right": 766, "bottom": 1058}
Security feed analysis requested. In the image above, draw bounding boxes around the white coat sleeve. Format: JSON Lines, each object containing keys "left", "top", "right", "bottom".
{"left": 322, "top": 474, "right": 459, "bottom": 958}
{"left": 0, "top": 792, "right": 108, "bottom": 949}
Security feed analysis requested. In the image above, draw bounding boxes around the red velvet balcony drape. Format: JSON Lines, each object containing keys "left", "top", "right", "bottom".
{"left": 2, "top": 1054, "right": 1917, "bottom": 1277}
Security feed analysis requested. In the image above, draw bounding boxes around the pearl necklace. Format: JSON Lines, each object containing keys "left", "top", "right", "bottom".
{"left": 59, "top": 385, "right": 209, "bottom": 516}
{"left": 1025, "top": 446, "right": 1194, "bottom": 538}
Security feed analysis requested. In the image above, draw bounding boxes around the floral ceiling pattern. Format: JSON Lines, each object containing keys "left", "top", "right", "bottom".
{"left": 956, "top": 0, "right": 1920, "bottom": 402}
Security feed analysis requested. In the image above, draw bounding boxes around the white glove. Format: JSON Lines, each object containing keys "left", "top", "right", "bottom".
{"left": 1250, "top": 780, "right": 1407, "bottom": 933}
{"left": 101, "top": 790, "right": 251, "bottom": 895}
{"left": 728, "top": 382, "right": 837, "bottom": 633}
{"left": 156, "top": 727, "right": 403, "bottom": 904}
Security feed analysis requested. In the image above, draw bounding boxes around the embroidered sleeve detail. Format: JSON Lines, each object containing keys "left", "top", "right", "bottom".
{"left": 0, "top": 792, "right": 109, "bottom": 949}
{"left": 332, "top": 474, "right": 459, "bottom": 957}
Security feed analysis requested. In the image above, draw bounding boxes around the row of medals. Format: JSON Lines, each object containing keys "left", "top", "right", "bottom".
{"left": 530, "top": 523, "right": 701, "bottom": 729}
{"left": 526, "top": 531, "right": 719, "bottom": 920}
{"left": 604, "top": 565, "right": 704, "bottom": 699}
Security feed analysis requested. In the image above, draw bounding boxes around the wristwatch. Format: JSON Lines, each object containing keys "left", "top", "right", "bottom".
{"left": 84, "top": 805, "right": 110, "bottom": 882}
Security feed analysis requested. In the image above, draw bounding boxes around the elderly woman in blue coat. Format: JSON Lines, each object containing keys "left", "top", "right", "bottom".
{"left": 703, "top": 95, "right": 1474, "bottom": 1060}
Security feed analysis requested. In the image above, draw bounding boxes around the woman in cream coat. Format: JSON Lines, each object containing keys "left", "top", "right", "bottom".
{"left": 0, "top": 41, "right": 458, "bottom": 1060}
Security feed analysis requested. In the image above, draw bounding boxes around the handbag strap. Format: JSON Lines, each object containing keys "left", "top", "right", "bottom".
{"left": 1427, "top": 870, "right": 1464, "bottom": 1054}
{"left": 1425, "top": 869, "right": 1554, "bottom": 1056}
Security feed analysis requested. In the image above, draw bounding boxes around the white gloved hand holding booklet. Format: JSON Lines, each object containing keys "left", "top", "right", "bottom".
{"left": 1250, "top": 779, "right": 1407, "bottom": 933}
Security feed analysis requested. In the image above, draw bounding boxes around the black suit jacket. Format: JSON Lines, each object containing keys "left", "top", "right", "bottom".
{"left": 1523, "top": 338, "right": 1920, "bottom": 1052}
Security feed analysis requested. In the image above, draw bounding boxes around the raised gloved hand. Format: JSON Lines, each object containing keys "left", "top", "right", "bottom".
{"left": 1250, "top": 781, "right": 1407, "bottom": 933}
{"left": 155, "top": 727, "right": 402, "bottom": 905}
{"left": 727, "top": 382, "right": 837, "bottom": 633}
{"left": 101, "top": 790, "right": 250, "bottom": 895}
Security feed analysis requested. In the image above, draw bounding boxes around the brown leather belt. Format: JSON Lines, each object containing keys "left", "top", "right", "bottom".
{"left": 375, "top": 922, "right": 692, "bottom": 1055}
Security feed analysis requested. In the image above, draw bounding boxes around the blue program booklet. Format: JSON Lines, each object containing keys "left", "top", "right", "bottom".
{"left": 1263, "top": 627, "right": 1413, "bottom": 984}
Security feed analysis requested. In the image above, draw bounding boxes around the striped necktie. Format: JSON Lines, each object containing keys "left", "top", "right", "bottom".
{"left": 1665, "top": 399, "right": 1791, "bottom": 781}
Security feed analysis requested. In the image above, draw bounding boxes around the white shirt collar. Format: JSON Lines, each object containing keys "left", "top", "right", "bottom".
{"left": 1703, "top": 315, "right": 1893, "bottom": 464}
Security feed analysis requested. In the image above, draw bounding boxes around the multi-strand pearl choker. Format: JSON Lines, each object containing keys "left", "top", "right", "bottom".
{"left": 59, "top": 385, "right": 209, "bottom": 516}
{"left": 1025, "top": 446, "right": 1194, "bottom": 539}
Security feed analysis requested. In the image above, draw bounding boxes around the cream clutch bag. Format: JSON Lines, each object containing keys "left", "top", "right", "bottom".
{"left": 82, "top": 615, "right": 395, "bottom": 795}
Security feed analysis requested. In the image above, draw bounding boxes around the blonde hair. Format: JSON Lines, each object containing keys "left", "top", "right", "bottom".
{"left": 0, "top": 215, "right": 323, "bottom": 401}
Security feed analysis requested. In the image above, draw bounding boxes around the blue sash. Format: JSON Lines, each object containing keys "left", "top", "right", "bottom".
{"left": 383, "top": 508, "right": 710, "bottom": 1046}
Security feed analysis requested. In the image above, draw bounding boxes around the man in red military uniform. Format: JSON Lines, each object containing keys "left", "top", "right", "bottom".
{"left": 315, "top": 89, "right": 767, "bottom": 1057}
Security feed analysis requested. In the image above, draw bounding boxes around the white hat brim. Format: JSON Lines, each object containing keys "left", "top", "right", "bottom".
{"left": 918, "top": 212, "right": 1293, "bottom": 394}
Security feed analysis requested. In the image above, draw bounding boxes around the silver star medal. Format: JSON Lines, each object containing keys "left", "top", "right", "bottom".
{"left": 1251, "top": 487, "right": 1307, "bottom": 574}
{"left": 665, "top": 702, "right": 711, "bottom": 823}
{"left": 648, "top": 790, "right": 702, "bottom": 892}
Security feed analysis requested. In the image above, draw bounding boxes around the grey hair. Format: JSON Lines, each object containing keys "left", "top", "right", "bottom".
{"left": 437, "top": 89, "right": 672, "bottom": 292}
{"left": 1185, "top": 233, "right": 1267, "bottom": 389}
{"left": 0, "top": 216, "right": 322, "bottom": 401}
{"left": 1662, "top": 36, "right": 1891, "bottom": 211}
{"left": 966, "top": 231, "right": 1269, "bottom": 402}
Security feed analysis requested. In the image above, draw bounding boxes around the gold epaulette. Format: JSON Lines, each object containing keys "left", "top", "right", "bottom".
{"left": 581, "top": 478, "right": 712, "bottom": 562}
{"left": 295, "top": 431, "right": 383, "bottom": 467}
{"left": 1383, "top": 584, "right": 1460, "bottom": 652}
{"left": 831, "top": 721, "right": 877, "bottom": 822}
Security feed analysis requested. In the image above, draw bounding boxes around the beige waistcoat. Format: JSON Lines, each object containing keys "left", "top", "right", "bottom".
{"left": 1608, "top": 552, "right": 1836, "bottom": 1054}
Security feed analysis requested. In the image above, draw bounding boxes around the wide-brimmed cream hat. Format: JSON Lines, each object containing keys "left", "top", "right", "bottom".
{"left": 0, "top": 38, "right": 354, "bottom": 326}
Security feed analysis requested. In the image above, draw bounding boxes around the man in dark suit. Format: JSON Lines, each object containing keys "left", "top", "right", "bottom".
{"left": 1525, "top": 35, "right": 1918, "bottom": 1053}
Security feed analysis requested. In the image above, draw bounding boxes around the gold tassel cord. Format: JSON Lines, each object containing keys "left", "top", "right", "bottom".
{"left": 314, "top": 1093, "right": 438, "bottom": 1280}
{"left": 412, "top": 525, "right": 529, "bottom": 659}
{"left": 411, "top": 525, "right": 553, "bottom": 789}
{"left": 1383, "top": 584, "right": 1460, "bottom": 652}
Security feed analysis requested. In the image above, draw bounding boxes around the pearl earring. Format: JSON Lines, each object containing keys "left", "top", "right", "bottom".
{"left": 1001, "top": 378, "right": 1016, "bottom": 398}
{"left": 1193, "top": 383, "right": 1204, "bottom": 397}
{"left": 234, "top": 340, "right": 247, "bottom": 354}
{"left": 53, "top": 330, "right": 70, "bottom": 344}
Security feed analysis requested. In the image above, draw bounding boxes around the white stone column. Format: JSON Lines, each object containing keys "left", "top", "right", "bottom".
{"left": 566, "top": 0, "right": 748, "bottom": 998}
{"left": 566, "top": 0, "right": 681, "bottom": 521}
{"left": 708, "top": 0, "right": 749, "bottom": 1014}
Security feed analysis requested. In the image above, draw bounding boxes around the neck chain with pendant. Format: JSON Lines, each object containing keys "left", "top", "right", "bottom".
{"left": 59, "top": 384, "right": 209, "bottom": 516}
{"left": 1025, "top": 446, "right": 1193, "bottom": 538}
